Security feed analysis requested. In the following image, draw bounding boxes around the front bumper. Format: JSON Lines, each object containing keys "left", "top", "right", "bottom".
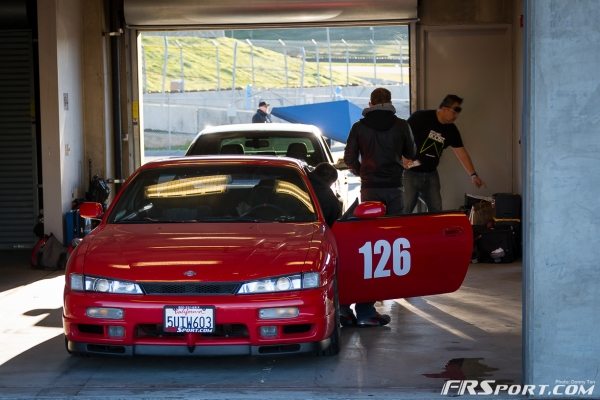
{"left": 66, "top": 338, "right": 331, "bottom": 357}
{"left": 63, "top": 287, "right": 335, "bottom": 357}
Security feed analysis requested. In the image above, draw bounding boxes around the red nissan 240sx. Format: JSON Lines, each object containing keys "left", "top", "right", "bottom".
{"left": 63, "top": 156, "right": 471, "bottom": 357}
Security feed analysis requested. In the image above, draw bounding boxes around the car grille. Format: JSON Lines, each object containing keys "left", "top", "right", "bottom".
{"left": 136, "top": 323, "right": 249, "bottom": 339}
{"left": 140, "top": 282, "right": 240, "bottom": 295}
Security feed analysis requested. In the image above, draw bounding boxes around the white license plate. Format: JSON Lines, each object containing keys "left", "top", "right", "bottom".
{"left": 164, "top": 306, "right": 215, "bottom": 333}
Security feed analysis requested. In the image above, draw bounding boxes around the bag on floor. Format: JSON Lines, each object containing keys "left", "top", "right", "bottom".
{"left": 36, "top": 234, "right": 67, "bottom": 270}
{"left": 469, "top": 201, "right": 494, "bottom": 226}
{"left": 476, "top": 223, "right": 520, "bottom": 263}
{"left": 492, "top": 193, "right": 521, "bottom": 220}
{"left": 31, "top": 235, "right": 49, "bottom": 268}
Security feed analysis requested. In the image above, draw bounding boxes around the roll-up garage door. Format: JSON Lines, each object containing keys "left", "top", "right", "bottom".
{"left": 0, "top": 30, "right": 37, "bottom": 249}
{"left": 123, "top": 0, "right": 417, "bottom": 29}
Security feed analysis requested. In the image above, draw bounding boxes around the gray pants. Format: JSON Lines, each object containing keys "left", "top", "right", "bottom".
{"left": 402, "top": 169, "right": 442, "bottom": 213}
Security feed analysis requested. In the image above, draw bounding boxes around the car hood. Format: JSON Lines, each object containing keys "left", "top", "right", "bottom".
{"left": 78, "top": 223, "right": 321, "bottom": 282}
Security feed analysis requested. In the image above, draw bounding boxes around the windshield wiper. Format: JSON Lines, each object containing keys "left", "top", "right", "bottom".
{"left": 273, "top": 216, "right": 296, "bottom": 222}
{"left": 196, "top": 216, "right": 262, "bottom": 223}
{"left": 115, "top": 203, "right": 154, "bottom": 222}
{"left": 115, "top": 216, "right": 161, "bottom": 224}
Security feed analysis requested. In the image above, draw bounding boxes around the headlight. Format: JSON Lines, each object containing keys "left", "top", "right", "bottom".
{"left": 69, "top": 274, "right": 143, "bottom": 295}
{"left": 237, "top": 272, "right": 320, "bottom": 294}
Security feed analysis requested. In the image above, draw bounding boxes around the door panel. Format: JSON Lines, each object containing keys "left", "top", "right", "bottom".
{"left": 332, "top": 212, "right": 472, "bottom": 305}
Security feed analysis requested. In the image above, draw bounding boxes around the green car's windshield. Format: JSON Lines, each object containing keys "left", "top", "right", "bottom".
{"left": 108, "top": 164, "right": 317, "bottom": 224}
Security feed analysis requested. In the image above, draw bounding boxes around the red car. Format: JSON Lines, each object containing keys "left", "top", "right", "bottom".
{"left": 63, "top": 156, "right": 471, "bottom": 357}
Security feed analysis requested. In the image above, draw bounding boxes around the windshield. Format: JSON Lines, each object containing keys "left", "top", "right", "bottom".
{"left": 108, "top": 164, "right": 317, "bottom": 224}
{"left": 186, "top": 130, "right": 331, "bottom": 167}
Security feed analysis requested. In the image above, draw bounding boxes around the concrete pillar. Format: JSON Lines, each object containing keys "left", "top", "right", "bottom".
{"left": 523, "top": 1, "right": 600, "bottom": 395}
{"left": 37, "top": 0, "right": 84, "bottom": 244}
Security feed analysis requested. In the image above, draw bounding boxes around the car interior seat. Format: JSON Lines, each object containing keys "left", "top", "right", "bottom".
{"left": 285, "top": 142, "right": 308, "bottom": 161}
{"left": 220, "top": 143, "right": 244, "bottom": 154}
{"left": 249, "top": 179, "right": 276, "bottom": 205}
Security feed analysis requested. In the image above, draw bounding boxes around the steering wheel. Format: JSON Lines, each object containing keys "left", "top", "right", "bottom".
{"left": 242, "top": 203, "right": 287, "bottom": 218}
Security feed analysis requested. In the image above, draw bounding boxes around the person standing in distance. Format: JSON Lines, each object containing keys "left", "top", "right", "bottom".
{"left": 403, "top": 94, "right": 484, "bottom": 214}
{"left": 252, "top": 101, "right": 272, "bottom": 123}
{"left": 342, "top": 87, "right": 416, "bottom": 327}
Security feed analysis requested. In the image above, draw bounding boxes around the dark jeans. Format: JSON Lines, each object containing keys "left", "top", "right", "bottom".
{"left": 402, "top": 169, "right": 442, "bottom": 213}
{"left": 360, "top": 186, "right": 404, "bottom": 216}
{"left": 342, "top": 186, "right": 404, "bottom": 320}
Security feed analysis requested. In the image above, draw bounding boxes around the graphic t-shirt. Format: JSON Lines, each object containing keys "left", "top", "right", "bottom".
{"left": 407, "top": 110, "right": 464, "bottom": 172}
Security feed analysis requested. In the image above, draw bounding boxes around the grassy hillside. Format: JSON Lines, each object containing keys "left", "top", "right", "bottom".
{"left": 141, "top": 35, "right": 403, "bottom": 92}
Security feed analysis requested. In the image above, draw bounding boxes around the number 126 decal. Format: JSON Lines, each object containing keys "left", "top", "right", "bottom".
{"left": 358, "top": 238, "right": 411, "bottom": 279}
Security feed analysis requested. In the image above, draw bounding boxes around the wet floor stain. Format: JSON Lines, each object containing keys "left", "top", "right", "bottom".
{"left": 423, "top": 358, "right": 512, "bottom": 383}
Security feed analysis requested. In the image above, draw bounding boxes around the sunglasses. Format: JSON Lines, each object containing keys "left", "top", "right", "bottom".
{"left": 448, "top": 106, "right": 462, "bottom": 113}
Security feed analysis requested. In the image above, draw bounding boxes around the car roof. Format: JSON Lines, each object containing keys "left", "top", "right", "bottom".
{"left": 198, "top": 123, "right": 323, "bottom": 136}
{"left": 141, "top": 155, "right": 309, "bottom": 171}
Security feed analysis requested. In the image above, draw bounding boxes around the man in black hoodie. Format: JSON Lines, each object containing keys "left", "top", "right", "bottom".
{"left": 345, "top": 88, "right": 416, "bottom": 214}
{"left": 342, "top": 87, "right": 416, "bottom": 327}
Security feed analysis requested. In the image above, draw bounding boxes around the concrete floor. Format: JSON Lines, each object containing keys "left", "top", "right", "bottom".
{"left": 0, "top": 250, "right": 522, "bottom": 400}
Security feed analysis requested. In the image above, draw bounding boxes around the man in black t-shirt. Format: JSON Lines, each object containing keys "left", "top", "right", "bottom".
{"left": 403, "top": 94, "right": 484, "bottom": 213}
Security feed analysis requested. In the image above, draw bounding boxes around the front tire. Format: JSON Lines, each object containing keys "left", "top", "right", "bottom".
{"left": 65, "top": 336, "right": 87, "bottom": 357}
{"left": 320, "top": 278, "right": 340, "bottom": 356}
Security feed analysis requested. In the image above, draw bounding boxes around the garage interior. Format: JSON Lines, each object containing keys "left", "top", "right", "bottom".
{"left": 0, "top": 0, "right": 598, "bottom": 399}
{"left": 0, "top": 252, "right": 521, "bottom": 398}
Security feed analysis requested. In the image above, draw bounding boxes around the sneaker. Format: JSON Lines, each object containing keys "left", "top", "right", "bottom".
{"left": 340, "top": 309, "right": 357, "bottom": 327}
{"left": 357, "top": 312, "right": 391, "bottom": 327}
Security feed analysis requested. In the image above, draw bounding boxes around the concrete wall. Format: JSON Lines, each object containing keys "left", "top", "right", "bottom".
{"left": 419, "top": 0, "right": 513, "bottom": 24}
{"left": 38, "top": 0, "right": 114, "bottom": 243}
{"left": 523, "top": 1, "right": 600, "bottom": 396}
{"left": 418, "top": 25, "right": 514, "bottom": 208}
{"left": 82, "top": 0, "right": 113, "bottom": 184}
{"left": 512, "top": 0, "right": 523, "bottom": 194}
{"left": 142, "top": 85, "right": 410, "bottom": 135}
{"left": 417, "top": 0, "right": 519, "bottom": 209}
{"left": 38, "top": 0, "right": 85, "bottom": 243}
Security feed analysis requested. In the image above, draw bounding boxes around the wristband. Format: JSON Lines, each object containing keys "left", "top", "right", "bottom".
{"left": 470, "top": 172, "right": 478, "bottom": 177}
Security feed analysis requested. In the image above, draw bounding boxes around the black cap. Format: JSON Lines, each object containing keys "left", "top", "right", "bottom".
{"left": 259, "top": 101, "right": 269, "bottom": 107}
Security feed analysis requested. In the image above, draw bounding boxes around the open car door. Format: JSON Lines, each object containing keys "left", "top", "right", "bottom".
{"left": 332, "top": 202, "right": 472, "bottom": 305}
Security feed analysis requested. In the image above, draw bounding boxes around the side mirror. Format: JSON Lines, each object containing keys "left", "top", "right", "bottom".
{"left": 79, "top": 202, "right": 104, "bottom": 219}
{"left": 353, "top": 201, "right": 386, "bottom": 219}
